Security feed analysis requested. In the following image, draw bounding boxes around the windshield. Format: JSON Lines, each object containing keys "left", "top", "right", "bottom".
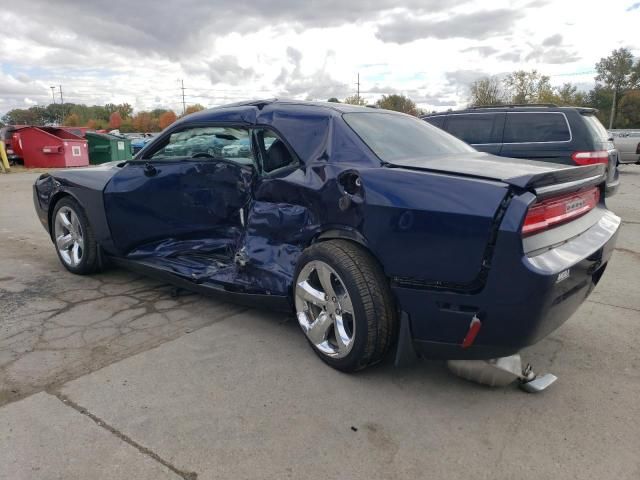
{"left": 343, "top": 112, "right": 474, "bottom": 162}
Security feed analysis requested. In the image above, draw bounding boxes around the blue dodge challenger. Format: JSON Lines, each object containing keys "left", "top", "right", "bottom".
{"left": 33, "top": 100, "right": 620, "bottom": 374}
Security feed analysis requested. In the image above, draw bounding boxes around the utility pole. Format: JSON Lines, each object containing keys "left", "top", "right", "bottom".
{"left": 608, "top": 89, "right": 617, "bottom": 129}
{"left": 50, "top": 86, "right": 57, "bottom": 125}
{"left": 59, "top": 85, "right": 65, "bottom": 125}
{"left": 180, "top": 79, "right": 186, "bottom": 115}
{"left": 356, "top": 73, "right": 360, "bottom": 101}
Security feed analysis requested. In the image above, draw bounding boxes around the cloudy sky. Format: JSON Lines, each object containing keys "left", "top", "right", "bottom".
{"left": 1, "top": 0, "right": 639, "bottom": 115}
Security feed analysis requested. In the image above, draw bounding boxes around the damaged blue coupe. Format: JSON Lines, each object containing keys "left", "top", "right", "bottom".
{"left": 33, "top": 100, "right": 620, "bottom": 374}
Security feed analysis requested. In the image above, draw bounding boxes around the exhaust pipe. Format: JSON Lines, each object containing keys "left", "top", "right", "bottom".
{"left": 447, "top": 354, "right": 557, "bottom": 393}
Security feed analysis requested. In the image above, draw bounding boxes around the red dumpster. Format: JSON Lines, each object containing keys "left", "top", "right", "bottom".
{"left": 59, "top": 126, "right": 94, "bottom": 138}
{"left": 18, "top": 127, "right": 89, "bottom": 168}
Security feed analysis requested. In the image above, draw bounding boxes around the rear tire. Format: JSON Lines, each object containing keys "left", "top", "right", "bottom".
{"left": 294, "top": 240, "right": 396, "bottom": 372}
{"left": 52, "top": 197, "right": 100, "bottom": 275}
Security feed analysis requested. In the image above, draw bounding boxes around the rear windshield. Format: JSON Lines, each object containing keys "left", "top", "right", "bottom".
{"left": 343, "top": 112, "right": 474, "bottom": 162}
{"left": 581, "top": 113, "right": 610, "bottom": 143}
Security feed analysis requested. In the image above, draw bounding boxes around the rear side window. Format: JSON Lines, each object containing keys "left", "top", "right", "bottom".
{"left": 504, "top": 112, "right": 570, "bottom": 143}
{"left": 581, "top": 114, "right": 610, "bottom": 143}
{"left": 424, "top": 116, "right": 445, "bottom": 129}
{"left": 445, "top": 114, "right": 497, "bottom": 144}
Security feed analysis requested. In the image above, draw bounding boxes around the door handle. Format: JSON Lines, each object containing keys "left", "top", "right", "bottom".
{"left": 143, "top": 163, "right": 157, "bottom": 177}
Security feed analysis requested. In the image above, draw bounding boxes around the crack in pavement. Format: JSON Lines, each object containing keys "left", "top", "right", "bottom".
{"left": 0, "top": 268, "right": 248, "bottom": 406}
{"left": 586, "top": 298, "right": 640, "bottom": 313}
{"left": 51, "top": 390, "right": 198, "bottom": 480}
{"left": 614, "top": 246, "right": 640, "bottom": 260}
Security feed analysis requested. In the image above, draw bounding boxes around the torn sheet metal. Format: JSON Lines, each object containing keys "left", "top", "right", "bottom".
{"left": 125, "top": 201, "right": 319, "bottom": 296}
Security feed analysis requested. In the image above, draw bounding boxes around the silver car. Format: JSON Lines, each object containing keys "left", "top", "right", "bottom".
{"left": 610, "top": 130, "right": 640, "bottom": 164}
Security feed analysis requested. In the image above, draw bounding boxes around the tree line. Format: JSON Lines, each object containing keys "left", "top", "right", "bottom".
{"left": 468, "top": 47, "right": 640, "bottom": 128}
{"left": 1, "top": 102, "right": 205, "bottom": 132}
{"left": 331, "top": 48, "right": 640, "bottom": 128}
{"left": 2, "top": 48, "right": 639, "bottom": 130}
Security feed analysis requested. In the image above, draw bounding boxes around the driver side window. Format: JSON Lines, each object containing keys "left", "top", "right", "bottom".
{"left": 149, "top": 126, "right": 255, "bottom": 166}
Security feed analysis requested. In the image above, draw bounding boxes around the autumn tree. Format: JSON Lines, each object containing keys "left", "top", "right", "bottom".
{"left": 65, "top": 113, "right": 80, "bottom": 127}
{"left": 469, "top": 77, "right": 506, "bottom": 106}
{"left": 132, "top": 112, "right": 153, "bottom": 132}
{"left": 595, "top": 47, "right": 640, "bottom": 128}
{"left": 159, "top": 111, "right": 178, "bottom": 129}
{"left": 184, "top": 104, "right": 205, "bottom": 116}
{"left": 376, "top": 94, "right": 418, "bottom": 115}
{"left": 109, "top": 111, "right": 122, "bottom": 129}
{"left": 117, "top": 103, "right": 133, "bottom": 119}
{"left": 343, "top": 95, "right": 366, "bottom": 106}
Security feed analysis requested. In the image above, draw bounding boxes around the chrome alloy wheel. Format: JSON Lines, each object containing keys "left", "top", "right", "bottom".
{"left": 54, "top": 206, "right": 84, "bottom": 268}
{"left": 295, "top": 261, "right": 356, "bottom": 358}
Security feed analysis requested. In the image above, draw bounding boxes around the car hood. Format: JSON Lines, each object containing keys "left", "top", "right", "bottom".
{"left": 387, "top": 152, "right": 605, "bottom": 190}
{"left": 48, "top": 161, "right": 123, "bottom": 190}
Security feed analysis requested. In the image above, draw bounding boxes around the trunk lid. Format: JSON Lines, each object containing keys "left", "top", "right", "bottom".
{"left": 387, "top": 151, "right": 606, "bottom": 193}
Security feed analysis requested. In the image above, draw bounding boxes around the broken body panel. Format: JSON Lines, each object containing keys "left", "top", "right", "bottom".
{"left": 33, "top": 100, "right": 620, "bottom": 360}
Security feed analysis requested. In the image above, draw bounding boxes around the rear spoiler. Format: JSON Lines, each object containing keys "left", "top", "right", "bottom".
{"left": 386, "top": 153, "right": 606, "bottom": 197}
{"left": 506, "top": 164, "right": 605, "bottom": 199}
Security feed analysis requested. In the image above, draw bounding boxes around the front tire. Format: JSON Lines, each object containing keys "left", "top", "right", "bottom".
{"left": 294, "top": 240, "right": 396, "bottom": 372}
{"left": 52, "top": 197, "right": 100, "bottom": 275}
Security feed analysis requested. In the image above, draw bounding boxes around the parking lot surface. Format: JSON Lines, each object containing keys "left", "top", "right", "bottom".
{"left": 1, "top": 168, "right": 639, "bottom": 479}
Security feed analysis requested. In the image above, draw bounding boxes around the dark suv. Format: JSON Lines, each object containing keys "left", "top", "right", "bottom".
{"left": 423, "top": 105, "right": 620, "bottom": 195}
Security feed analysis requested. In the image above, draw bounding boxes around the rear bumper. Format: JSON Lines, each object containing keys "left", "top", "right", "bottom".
{"left": 605, "top": 166, "right": 620, "bottom": 196}
{"left": 394, "top": 209, "right": 621, "bottom": 360}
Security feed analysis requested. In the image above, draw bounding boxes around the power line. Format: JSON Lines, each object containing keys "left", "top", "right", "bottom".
{"left": 549, "top": 70, "right": 597, "bottom": 77}
{"left": 182, "top": 87, "right": 274, "bottom": 93}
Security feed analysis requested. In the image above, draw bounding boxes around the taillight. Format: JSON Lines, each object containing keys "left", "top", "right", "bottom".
{"left": 522, "top": 187, "right": 600, "bottom": 237}
{"left": 571, "top": 150, "right": 609, "bottom": 165}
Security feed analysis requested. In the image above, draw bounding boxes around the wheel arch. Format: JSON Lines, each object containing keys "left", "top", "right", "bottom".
{"left": 309, "top": 228, "right": 391, "bottom": 286}
{"left": 308, "top": 228, "right": 399, "bottom": 315}
{"left": 313, "top": 228, "right": 369, "bottom": 249}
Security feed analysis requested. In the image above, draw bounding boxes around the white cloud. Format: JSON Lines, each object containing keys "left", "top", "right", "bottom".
{"left": 0, "top": 0, "right": 639, "bottom": 116}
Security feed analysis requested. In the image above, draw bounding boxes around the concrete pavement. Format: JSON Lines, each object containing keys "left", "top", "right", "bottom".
{"left": 1, "top": 167, "right": 639, "bottom": 479}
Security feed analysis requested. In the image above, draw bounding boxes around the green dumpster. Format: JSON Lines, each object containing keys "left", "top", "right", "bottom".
{"left": 86, "top": 132, "right": 132, "bottom": 164}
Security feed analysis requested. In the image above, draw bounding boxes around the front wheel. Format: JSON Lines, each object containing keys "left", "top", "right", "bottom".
{"left": 52, "top": 197, "right": 100, "bottom": 275}
{"left": 294, "top": 240, "right": 396, "bottom": 372}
